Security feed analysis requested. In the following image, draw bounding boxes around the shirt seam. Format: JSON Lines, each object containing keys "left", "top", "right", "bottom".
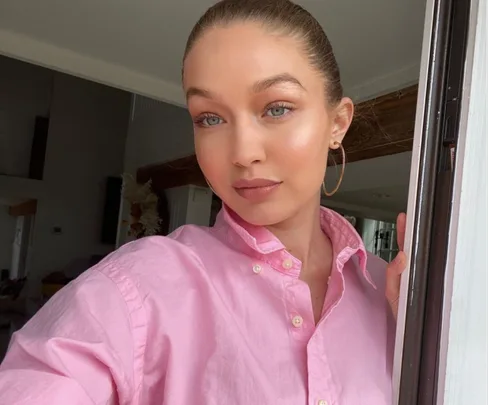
{"left": 94, "top": 265, "right": 148, "bottom": 405}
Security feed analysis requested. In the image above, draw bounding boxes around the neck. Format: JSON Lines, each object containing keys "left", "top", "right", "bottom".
{"left": 266, "top": 196, "right": 330, "bottom": 268}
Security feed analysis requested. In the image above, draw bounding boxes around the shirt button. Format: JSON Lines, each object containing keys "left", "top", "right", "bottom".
{"left": 282, "top": 258, "right": 293, "bottom": 270}
{"left": 318, "top": 400, "right": 328, "bottom": 405}
{"left": 252, "top": 264, "right": 262, "bottom": 274}
{"left": 291, "top": 315, "right": 303, "bottom": 328}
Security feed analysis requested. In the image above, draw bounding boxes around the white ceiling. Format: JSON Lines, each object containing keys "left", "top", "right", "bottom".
{"left": 323, "top": 152, "right": 412, "bottom": 220}
{"left": 326, "top": 185, "right": 409, "bottom": 221}
{"left": 0, "top": 0, "right": 426, "bottom": 106}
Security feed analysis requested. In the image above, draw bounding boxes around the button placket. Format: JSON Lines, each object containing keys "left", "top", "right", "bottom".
{"left": 307, "top": 327, "right": 338, "bottom": 405}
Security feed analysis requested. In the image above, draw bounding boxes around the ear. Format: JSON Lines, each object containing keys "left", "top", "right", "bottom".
{"left": 329, "top": 97, "right": 354, "bottom": 149}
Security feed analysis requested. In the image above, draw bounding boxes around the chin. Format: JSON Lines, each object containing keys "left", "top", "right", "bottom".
{"left": 228, "top": 200, "right": 292, "bottom": 227}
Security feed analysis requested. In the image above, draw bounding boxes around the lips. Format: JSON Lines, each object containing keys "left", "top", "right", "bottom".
{"left": 232, "top": 178, "right": 281, "bottom": 189}
{"left": 232, "top": 178, "right": 282, "bottom": 202}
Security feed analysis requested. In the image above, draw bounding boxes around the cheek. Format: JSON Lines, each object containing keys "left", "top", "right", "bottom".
{"left": 272, "top": 116, "right": 330, "bottom": 179}
{"left": 195, "top": 135, "right": 227, "bottom": 181}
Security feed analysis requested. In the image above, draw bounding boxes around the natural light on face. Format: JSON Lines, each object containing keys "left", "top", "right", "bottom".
{"left": 183, "top": 22, "right": 339, "bottom": 227}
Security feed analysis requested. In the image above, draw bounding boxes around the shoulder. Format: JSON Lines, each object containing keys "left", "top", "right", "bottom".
{"left": 92, "top": 224, "right": 222, "bottom": 294}
{"left": 101, "top": 225, "right": 207, "bottom": 268}
{"left": 102, "top": 223, "right": 220, "bottom": 267}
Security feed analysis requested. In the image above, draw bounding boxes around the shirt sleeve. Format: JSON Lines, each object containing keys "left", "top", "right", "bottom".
{"left": 0, "top": 267, "right": 145, "bottom": 405}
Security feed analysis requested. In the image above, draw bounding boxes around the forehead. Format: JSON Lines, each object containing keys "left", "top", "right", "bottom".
{"left": 183, "top": 22, "right": 322, "bottom": 97}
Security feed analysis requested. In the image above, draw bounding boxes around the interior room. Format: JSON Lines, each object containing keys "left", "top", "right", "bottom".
{"left": 1, "top": 0, "right": 485, "bottom": 402}
{"left": 0, "top": 54, "right": 135, "bottom": 358}
{"left": 0, "top": 0, "right": 424, "bottom": 362}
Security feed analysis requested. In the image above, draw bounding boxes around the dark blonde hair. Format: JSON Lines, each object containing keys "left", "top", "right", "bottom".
{"left": 183, "top": 0, "right": 343, "bottom": 105}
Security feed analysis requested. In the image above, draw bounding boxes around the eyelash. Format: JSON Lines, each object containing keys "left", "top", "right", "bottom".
{"left": 193, "top": 113, "right": 219, "bottom": 127}
{"left": 265, "top": 102, "right": 294, "bottom": 119}
{"left": 193, "top": 102, "right": 295, "bottom": 128}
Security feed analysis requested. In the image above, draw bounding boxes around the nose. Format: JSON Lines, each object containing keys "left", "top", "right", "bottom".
{"left": 231, "top": 122, "right": 266, "bottom": 168}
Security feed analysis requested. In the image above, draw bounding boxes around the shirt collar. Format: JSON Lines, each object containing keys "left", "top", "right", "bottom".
{"left": 214, "top": 205, "right": 376, "bottom": 288}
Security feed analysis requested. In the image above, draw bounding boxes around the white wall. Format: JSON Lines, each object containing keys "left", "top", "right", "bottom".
{"left": 326, "top": 152, "right": 412, "bottom": 194}
{"left": 0, "top": 176, "right": 44, "bottom": 202}
{"left": 124, "top": 95, "right": 194, "bottom": 172}
{"left": 118, "top": 95, "right": 194, "bottom": 244}
{"left": 29, "top": 73, "right": 131, "bottom": 277}
{"left": 166, "top": 185, "right": 213, "bottom": 233}
{"left": 0, "top": 55, "right": 51, "bottom": 275}
{"left": 0, "top": 205, "right": 16, "bottom": 271}
{"left": 0, "top": 55, "right": 53, "bottom": 177}
{"left": 0, "top": 56, "right": 131, "bottom": 279}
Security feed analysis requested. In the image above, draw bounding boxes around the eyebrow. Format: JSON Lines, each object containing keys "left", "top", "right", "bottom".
{"left": 185, "top": 73, "right": 305, "bottom": 101}
{"left": 252, "top": 73, "right": 305, "bottom": 93}
{"left": 186, "top": 87, "right": 213, "bottom": 100}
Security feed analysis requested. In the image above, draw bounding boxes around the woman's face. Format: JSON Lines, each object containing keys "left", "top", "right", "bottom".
{"left": 183, "top": 22, "right": 353, "bottom": 226}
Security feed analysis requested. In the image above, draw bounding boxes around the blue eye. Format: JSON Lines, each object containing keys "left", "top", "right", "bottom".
{"left": 266, "top": 106, "right": 291, "bottom": 118}
{"left": 203, "top": 116, "right": 222, "bottom": 126}
{"left": 195, "top": 115, "right": 223, "bottom": 127}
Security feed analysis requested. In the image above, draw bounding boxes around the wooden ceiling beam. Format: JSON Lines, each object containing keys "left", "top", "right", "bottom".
{"left": 343, "top": 84, "right": 417, "bottom": 162}
{"left": 9, "top": 199, "right": 38, "bottom": 217}
{"left": 137, "top": 84, "right": 418, "bottom": 191}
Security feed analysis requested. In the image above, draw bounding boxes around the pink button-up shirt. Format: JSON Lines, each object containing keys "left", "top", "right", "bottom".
{"left": 0, "top": 206, "right": 395, "bottom": 405}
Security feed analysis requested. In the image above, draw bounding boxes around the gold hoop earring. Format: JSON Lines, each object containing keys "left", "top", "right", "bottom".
{"left": 204, "top": 177, "right": 217, "bottom": 195}
{"left": 322, "top": 142, "right": 346, "bottom": 197}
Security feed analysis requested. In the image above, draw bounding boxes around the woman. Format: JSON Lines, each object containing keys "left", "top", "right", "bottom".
{"left": 0, "top": 0, "right": 407, "bottom": 404}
